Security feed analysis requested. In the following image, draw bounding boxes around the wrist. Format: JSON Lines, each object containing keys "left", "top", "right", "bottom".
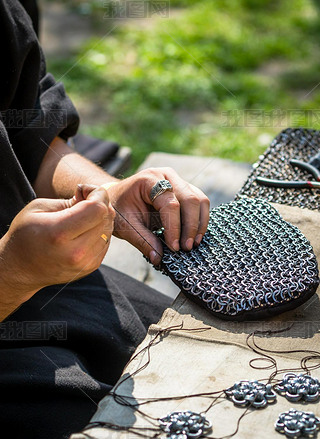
{"left": 0, "top": 235, "right": 39, "bottom": 314}
{"left": 0, "top": 283, "right": 38, "bottom": 322}
{"left": 0, "top": 275, "right": 39, "bottom": 322}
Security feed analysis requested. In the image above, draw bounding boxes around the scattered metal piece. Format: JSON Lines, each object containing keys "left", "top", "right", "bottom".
{"left": 275, "top": 373, "right": 320, "bottom": 403}
{"left": 159, "top": 411, "right": 212, "bottom": 439}
{"left": 225, "top": 380, "right": 277, "bottom": 408}
{"left": 275, "top": 409, "right": 320, "bottom": 438}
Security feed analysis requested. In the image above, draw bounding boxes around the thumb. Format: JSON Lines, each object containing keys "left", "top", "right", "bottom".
{"left": 74, "top": 184, "right": 98, "bottom": 202}
{"left": 86, "top": 186, "right": 110, "bottom": 206}
{"left": 75, "top": 184, "right": 110, "bottom": 206}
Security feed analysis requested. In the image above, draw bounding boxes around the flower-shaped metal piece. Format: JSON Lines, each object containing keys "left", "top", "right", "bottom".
{"left": 275, "top": 409, "right": 320, "bottom": 438}
{"left": 159, "top": 411, "right": 212, "bottom": 439}
{"left": 225, "top": 379, "right": 277, "bottom": 408}
{"left": 275, "top": 373, "right": 320, "bottom": 403}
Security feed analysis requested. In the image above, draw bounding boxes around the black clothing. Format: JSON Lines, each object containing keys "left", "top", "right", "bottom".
{"left": 0, "top": 0, "right": 79, "bottom": 237}
{"left": 19, "top": 0, "right": 39, "bottom": 35}
{"left": 0, "top": 2, "right": 171, "bottom": 438}
{"left": 0, "top": 266, "right": 170, "bottom": 439}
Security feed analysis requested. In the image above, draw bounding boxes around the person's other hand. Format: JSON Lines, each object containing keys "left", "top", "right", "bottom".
{"left": 0, "top": 184, "right": 115, "bottom": 307}
{"left": 106, "top": 168, "right": 210, "bottom": 265}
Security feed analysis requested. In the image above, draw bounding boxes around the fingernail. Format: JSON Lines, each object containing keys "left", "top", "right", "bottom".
{"left": 195, "top": 234, "right": 203, "bottom": 246}
{"left": 186, "top": 238, "right": 194, "bottom": 251}
{"left": 172, "top": 239, "right": 180, "bottom": 252}
{"left": 150, "top": 250, "right": 160, "bottom": 266}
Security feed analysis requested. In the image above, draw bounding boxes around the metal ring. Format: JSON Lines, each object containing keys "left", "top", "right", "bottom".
{"left": 101, "top": 233, "right": 109, "bottom": 244}
{"left": 150, "top": 179, "right": 173, "bottom": 203}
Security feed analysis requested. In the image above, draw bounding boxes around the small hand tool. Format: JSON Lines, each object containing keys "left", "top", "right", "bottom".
{"left": 256, "top": 151, "right": 320, "bottom": 189}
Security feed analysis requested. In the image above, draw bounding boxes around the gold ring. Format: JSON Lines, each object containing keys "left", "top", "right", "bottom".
{"left": 101, "top": 233, "right": 108, "bottom": 244}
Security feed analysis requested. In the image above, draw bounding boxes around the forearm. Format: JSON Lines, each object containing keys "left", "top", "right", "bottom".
{"left": 33, "top": 137, "right": 118, "bottom": 199}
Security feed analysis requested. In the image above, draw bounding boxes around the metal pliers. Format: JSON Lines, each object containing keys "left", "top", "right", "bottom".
{"left": 256, "top": 152, "right": 320, "bottom": 189}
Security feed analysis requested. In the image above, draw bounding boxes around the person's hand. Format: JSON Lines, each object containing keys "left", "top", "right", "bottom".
{"left": 106, "top": 167, "right": 210, "bottom": 265}
{"left": 0, "top": 184, "right": 115, "bottom": 310}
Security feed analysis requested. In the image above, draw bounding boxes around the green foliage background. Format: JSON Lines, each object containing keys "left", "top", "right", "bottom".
{"left": 49, "top": 0, "right": 320, "bottom": 170}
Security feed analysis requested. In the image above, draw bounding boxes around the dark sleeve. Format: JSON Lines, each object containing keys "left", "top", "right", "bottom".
{"left": 0, "top": 121, "right": 36, "bottom": 237}
{"left": 18, "top": 0, "right": 39, "bottom": 35}
{"left": 0, "top": 0, "right": 80, "bottom": 184}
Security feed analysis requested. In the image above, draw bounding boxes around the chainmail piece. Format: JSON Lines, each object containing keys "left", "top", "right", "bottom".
{"left": 275, "top": 373, "right": 320, "bottom": 403}
{"left": 159, "top": 411, "right": 212, "bottom": 439}
{"left": 237, "top": 127, "right": 320, "bottom": 209}
{"left": 275, "top": 409, "right": 320, "bottom": 439}
{"left": 155, "top": 197, "right": 319, "bottom": 320}
{"left": 225, "top": 380, "right": 277, "bottom": 408}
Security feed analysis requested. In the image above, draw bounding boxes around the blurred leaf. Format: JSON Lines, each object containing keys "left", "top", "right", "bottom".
{"left": 48, "top": 0, "right": 320, "bottom": 171}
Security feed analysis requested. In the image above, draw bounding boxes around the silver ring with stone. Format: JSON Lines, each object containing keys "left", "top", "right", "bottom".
{"left": 150, "top": 179, "right": 173, "bottom": 203}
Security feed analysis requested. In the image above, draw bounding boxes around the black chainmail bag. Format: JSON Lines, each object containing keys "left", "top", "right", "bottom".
{"left": 237, "top": 127, "right": 320, "bottom": 209}
{"left": 154, "top": 197, "right": 319, "bottom": 321}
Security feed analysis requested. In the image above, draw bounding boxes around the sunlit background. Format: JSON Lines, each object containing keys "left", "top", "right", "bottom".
{"left": 40, "top": 0, "right": 320, "bottom": 171}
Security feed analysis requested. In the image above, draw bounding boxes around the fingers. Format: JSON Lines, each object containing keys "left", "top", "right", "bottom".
{"left": 144, "top": 169, "right": 210, "bottom": 252}
{"left": 173, "top": 185, "right": 209, "bottom": 251}
{"left": 69, "top": 222, "right": 113, "bottom": 273}
{"left": 30, "top": 197, "right": 76, "bottom": 212}
{"left": 33, "top": 186, "right": 114, "bottom": 241}
{"left": 180, "top": 194, "right": 200, "bottom": 251}
{"left": 113, "top": 211, "right": 163, "bottom": 265}
{"left": 152, "top": 192, "right": 181, "bottom": 252}
{"left": 198, "top": 197, "right": 210, "bottom": 244}
{"left": 51, "top": 195, "right": 114, "bottom": 275}
{"left": 133, "top": 224, "right": 163, "bottom": 266}
{"left": 58, "top": 203, "right": 109, "bottom": 240}
{"left": 74, "top": 184, "right": 98, "bottom": 203}
{"left": 189, "top": 184, "right": 210, "bottom": 247}
{"left": 8, "top": 186, "right": 115, "bottom": 291}
{"left": 30, "top": 184, "right": 102, "bottom": 213}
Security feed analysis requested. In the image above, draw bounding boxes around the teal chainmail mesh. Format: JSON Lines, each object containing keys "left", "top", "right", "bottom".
{"left": 155, "top": 197, "right": 319, "bottom": 320}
